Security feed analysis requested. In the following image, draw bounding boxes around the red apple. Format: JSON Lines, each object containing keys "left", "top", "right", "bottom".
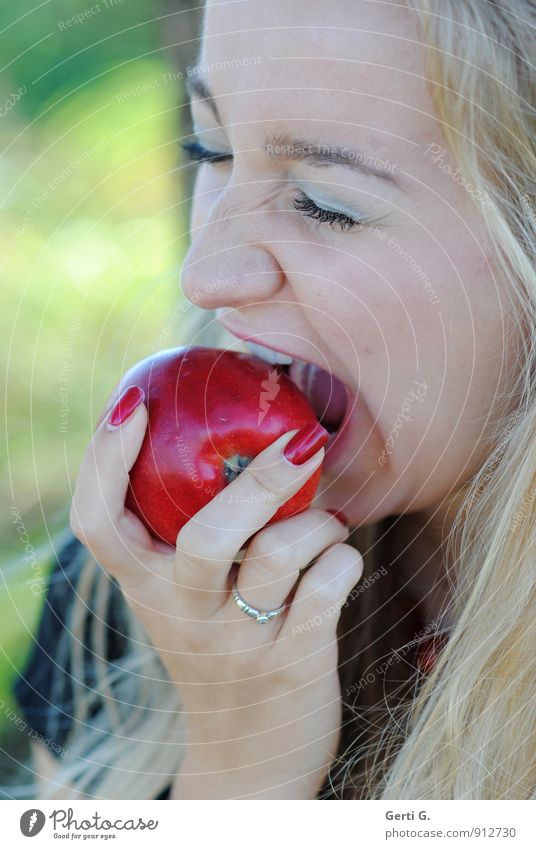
{"left": 119, "top": 346, "right": 323, "bottom": 546}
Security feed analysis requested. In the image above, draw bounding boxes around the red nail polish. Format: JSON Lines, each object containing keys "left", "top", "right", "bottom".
{"left": 283, "top": 422, "right": 329, "bottom": 466}
{"left": 107, "top": 385, "right": 145, "bottom": 428}
{"left": 326, "top": 509, "right": 349, "bottom": 527}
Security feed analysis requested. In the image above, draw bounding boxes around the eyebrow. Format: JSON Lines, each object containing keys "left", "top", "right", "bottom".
{"left": 263, "top": 134, "right": 401, "bottom": 188}
{"left": 186, "top": 74, "right": 401, "bottom": 189}
{"left": 186, "top": 73, "right": 222, "bottom": 123}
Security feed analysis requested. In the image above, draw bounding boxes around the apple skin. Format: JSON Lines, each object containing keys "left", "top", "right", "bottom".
{"left": 120, "top": 346, "right": 322, "bottom": 547}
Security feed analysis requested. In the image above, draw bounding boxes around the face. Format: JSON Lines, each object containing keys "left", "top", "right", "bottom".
{"left": 181, "top": 0, "right": 515, "bottom": 529}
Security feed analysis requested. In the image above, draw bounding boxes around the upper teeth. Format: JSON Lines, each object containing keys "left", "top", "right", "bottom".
{"left": 246, "top": 341, "right": 294, "bottom": 366}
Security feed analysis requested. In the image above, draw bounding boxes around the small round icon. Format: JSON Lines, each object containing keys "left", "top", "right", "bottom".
{"left": 20, "top": 809, "right": 46, "bottom": 837}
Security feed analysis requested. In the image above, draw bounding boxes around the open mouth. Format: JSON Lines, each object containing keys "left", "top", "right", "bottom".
{"left": 244, "top": 340, "right": 351, "bottom": 443}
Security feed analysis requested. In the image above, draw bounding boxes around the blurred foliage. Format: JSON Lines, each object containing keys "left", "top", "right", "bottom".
{"left": 0, "top": 0, "right": 194, "bottom": 752}
{"left": 0, "top": 0, "right": 166, "bottom": 117}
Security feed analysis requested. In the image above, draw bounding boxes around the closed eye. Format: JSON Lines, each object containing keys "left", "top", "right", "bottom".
{"left": 180, "top": 139, "right": 233, "bottom": 165}
{"left": 293, "top": 192, "right": 366, "bottom": 231}
{"left": 182, "top": 139, "right": 370, "bottom": 233}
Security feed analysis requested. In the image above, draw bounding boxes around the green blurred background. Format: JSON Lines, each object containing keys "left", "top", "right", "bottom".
{"left": 1, "top": 0, "right": 201, "bottom": 778}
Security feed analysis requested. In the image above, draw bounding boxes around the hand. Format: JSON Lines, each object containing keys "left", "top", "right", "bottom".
{"left": 70, "top": 387, "right": 364, "bottom": 799}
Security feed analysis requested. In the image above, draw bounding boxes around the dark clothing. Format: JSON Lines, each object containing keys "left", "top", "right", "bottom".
{"left": 12, "top": 535, "right": 171, "bottom": 799}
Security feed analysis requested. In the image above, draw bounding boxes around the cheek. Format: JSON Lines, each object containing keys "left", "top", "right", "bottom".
{"left": 288, "top": 232, "right": 506, "bottom": 432}
{"left": 282, "top": 238, "right": 435, "bottom": 395}
{"left": 336, "top": 228, "right": 501, "bottom": 386}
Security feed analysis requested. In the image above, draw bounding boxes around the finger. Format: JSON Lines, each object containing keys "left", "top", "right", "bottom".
{"left": 70, "top": 386, "right": 167, "bottom": 582}
{"left": 234, "top": 509, "right": 348, "bottom": 613}
{"left": 94, "top": 381, "right": 122, "bottom": 430}
{"left": 175, "top": 424, "right": 328, "bottom": 597}
{"left": 282, "top": 543, "right": 364, "bottom": 647}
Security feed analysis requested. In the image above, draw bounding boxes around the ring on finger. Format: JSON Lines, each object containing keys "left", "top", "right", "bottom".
{"left": 231, "top": 578, "right": 287, "bottom": 624}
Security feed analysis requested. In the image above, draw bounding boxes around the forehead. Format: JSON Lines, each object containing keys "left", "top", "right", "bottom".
{"left": 200, "top": 0, "right": 436, "bottom": 154}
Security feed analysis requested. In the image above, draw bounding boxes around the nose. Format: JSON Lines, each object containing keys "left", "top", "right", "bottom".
{"left": 181, "top": 185, "right": 285, "bottom": 310}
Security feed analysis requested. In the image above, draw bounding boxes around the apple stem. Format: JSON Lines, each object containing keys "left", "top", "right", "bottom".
{"left": 223, "top": 454, "right": 252, "bottom": 484}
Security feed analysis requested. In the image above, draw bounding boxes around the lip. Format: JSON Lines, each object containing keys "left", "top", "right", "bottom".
{"left": 218, "top": 319, "right": 308, "bottom": 365}
{"left": 218, "top": 316, "right": 337, "bottom": 383}
{"left": 218, "top": 316, "right": 356, "bottom": 467}
{"left": 322, "top": 384, "right": 357, "bottom": 468}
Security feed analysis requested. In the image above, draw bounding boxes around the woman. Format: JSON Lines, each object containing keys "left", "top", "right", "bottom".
{"left": 14, "top": 0, "right": 535, "bottom": 799}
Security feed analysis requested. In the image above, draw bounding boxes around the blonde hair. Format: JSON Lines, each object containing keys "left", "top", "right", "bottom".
{"left": 17, "top": 0, "right": 536, "bottom": 799}
{"left": 334, "top": 0, "right": 536, "bottom": 799}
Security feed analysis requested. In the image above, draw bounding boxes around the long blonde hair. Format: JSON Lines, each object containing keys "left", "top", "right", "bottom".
{"left": 21, "top": 0, "right": 536, "bottom": 799}
{"left": 334, "top": 0, "right": 536, "bottom": 799}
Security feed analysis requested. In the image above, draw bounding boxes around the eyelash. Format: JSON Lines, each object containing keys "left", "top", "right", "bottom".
{"left": 180, "top": 139, "right": 233, "bottom": 165}
{"left": 181, "top": 139, "right": 365, "bottom": 232}
{"left": 292, "top": 193, "right": 362, "bottom": 232}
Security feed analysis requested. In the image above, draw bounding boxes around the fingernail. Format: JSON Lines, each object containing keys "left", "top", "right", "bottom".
{"left": 326, "top": 509, "right": 349, "bottom": 527}
{"left": 283, "top": 422, "right": 329, "bottom": 466}
{"left": 107, "top": 385, "right": 145, "bottom": 428}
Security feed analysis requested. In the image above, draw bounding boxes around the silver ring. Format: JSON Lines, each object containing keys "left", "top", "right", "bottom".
{"left": 231, "top": 580, "right": 286, "bottom": 624}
